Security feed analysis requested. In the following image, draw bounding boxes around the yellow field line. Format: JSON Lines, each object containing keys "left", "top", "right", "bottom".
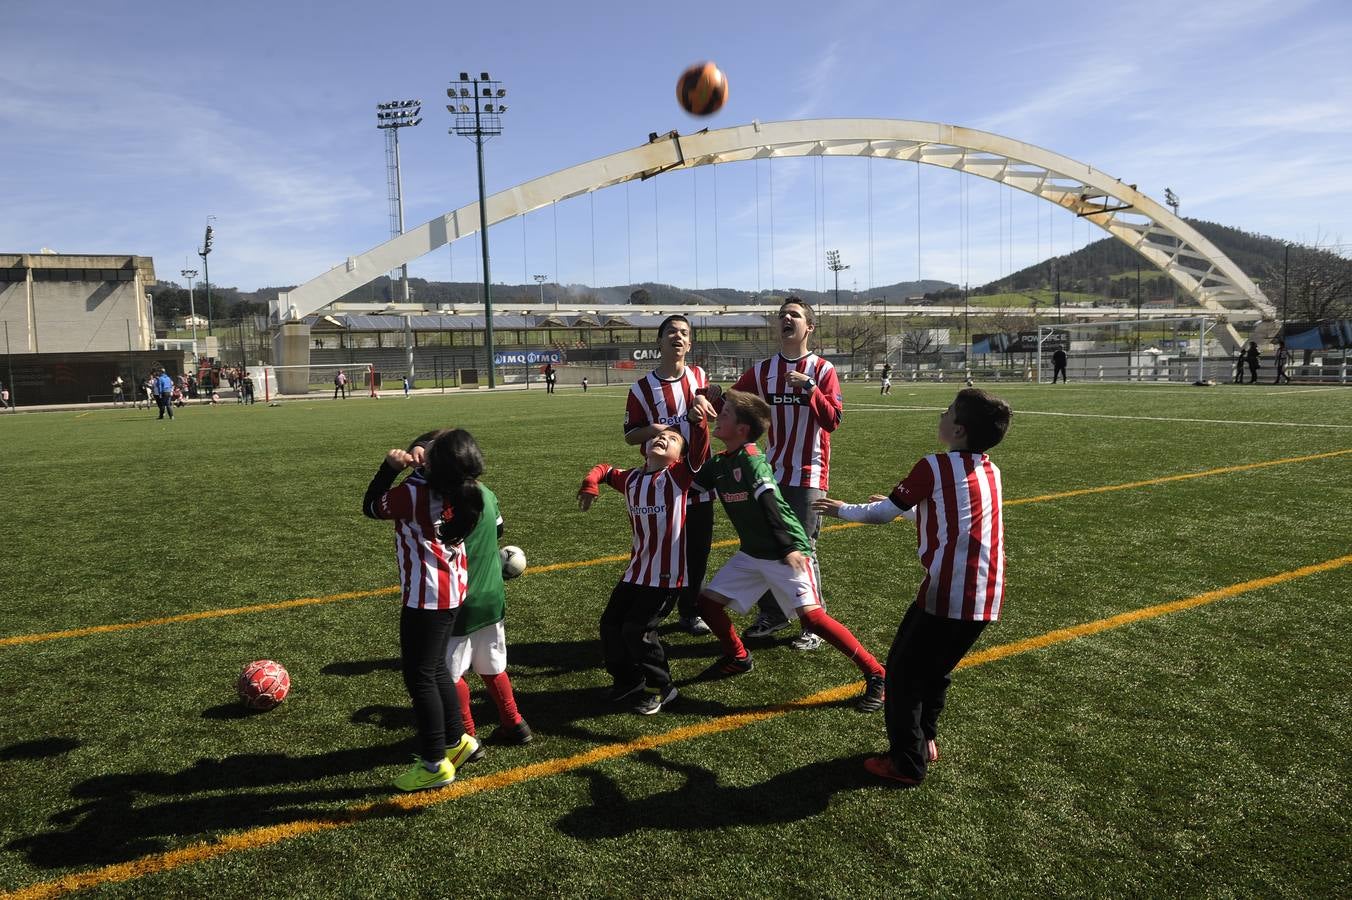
{"left": 2, "top": 448, "right": 1347, "bottom": 650}
{"left": 7, "top": 552, "right": 1348, "bottom": 900}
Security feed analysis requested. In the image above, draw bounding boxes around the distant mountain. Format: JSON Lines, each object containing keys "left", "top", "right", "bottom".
{"left": 976, "top": 218, "right": 1298, "bottom": 302}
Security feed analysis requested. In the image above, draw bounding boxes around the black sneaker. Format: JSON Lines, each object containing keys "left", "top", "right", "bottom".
{"left": 607, "top": 680, "right": 645, "bottom": 702}
{"left": 486, "top": 719, "right": 533, "bottom": 746}
{"left": 633, "top": 685, "right": 678, "bottom": 716}
{"left": 702, "top": 652, "right": 754, "bottom": 679}
{"left": 743, "top": 613, "right": 791, "bottom": 639}
{"left": 857, "top": 674, "right": 886, "bottom": 713}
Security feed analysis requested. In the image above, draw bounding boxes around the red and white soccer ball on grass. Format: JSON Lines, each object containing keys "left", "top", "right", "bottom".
{"left": 237, "top": 659, "right": 291, "bottom": 710}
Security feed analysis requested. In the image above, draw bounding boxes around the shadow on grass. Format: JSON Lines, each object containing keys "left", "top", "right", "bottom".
{"left": 0, "top": 737, "right": 81, "bottom": 760}
{"left": 5, "top": 740, "right": 412, "bottom": 869}
{"left": 556, "top": 749, "right": 880, "bottom": 838}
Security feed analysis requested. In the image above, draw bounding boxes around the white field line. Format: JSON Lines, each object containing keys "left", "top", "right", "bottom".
{"left": 848, "top": 404, "right": 1352, "bottom": 429}
{"left": 1266, "top": 386, "right": 1349, "bottom": 396}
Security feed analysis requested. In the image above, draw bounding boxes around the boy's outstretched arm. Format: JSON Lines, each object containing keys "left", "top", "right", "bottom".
{"left": 578, "top": 463, "right": 628, "bottom": 511}
{"left": 814, "top": 495, "right": 916, "bottom": 524}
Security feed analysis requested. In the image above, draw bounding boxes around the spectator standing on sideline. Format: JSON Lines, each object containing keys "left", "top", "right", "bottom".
{"left": 1233, "top": 349, "right": 1246, "bottom": 384}
{"left": 334, "top": 369, "right": 348, "bottom": 399}
{"left": 544, "top": 364, "right": 557, "bottom": 395}
{"left": 242, "top": 372, "right": 256, "bottom": 404}
{"left": 707, "top": 297, "right": 842, "bottom": 651}
{"left": 140, "top": 376, "right": 155, "bottom": 410}
{"left": 112, "top": 375, "right": 125, "bottom": 406}
{"left": 153, "top": 368, "right": 175, "bottom": 420}
{"left": 403, "top": 375, "right": 411, "bottom": 398}
{"left": 582, "top": 377, "right": 589, "bottom": 393}
{"left": 1273, "top": 340, "right": 1291, "bottom": 384}
{"left": 1051, "top": 347, "right": 1068, "bottom": 383}
{"left": 1245, "top": 341, "right": 1261, "bottom": 384}
{"left": 0, "top": 380, "right": 12, "bottom": 411}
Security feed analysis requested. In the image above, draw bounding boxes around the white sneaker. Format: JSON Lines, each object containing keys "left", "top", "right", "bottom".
{"left": 789, "top": 630, "right": 824, "bottom": 651}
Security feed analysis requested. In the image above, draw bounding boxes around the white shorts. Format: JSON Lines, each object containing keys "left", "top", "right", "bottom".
{"left": 445, "top": 620, "right": 508, "bottom": 678}
{"left": 705, "top": 551, "right": 821, "bottom": 618}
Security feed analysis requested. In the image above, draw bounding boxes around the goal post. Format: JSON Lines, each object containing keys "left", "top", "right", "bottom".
{"left": 261, "top": 363, "right": 380, "bottom": 398}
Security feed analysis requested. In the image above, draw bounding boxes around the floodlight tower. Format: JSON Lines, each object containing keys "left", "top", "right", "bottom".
{"left": 533, "top": 273, "right": 548, "bottom": 305}
{"left": 181, "top": 268, "right": 199, "bottom": 346}
{"left": 449, "top": 71, "right": 507, "bottom": 387}
{"left": 376, "top": 99, "right": 423, "bottom": 302}
{"left": 198, "top": 217, "right": 215, "bottom": 336}
{"left": 826, "top": 250, "right": 849, "bottom": 306}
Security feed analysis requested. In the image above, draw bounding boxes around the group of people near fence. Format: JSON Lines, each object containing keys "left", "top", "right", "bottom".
{"left": 364, "top": 296, "right": 1016, "bottom": 793}
{"left": 1233, "top": 340, "right": 1293, "bottom": 384}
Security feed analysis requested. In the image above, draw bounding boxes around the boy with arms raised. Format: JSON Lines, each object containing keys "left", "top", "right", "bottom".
{"left": 815, "top": 388, "right": 1013, "bottom": 784}
{"left": 694, "top": 390, "right": 885, "bottom": 712}
{"left": 578, "top": 397, "right": 713, "bottom": 714}
{"left": 623, "top": 314, "right": 715, "bottom": 636}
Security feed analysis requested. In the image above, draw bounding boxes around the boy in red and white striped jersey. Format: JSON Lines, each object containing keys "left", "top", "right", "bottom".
{"left": 815, "top": 388, "right": 1013, "bottom": 785}
{"left": 624, "top": 314, "right": 715, "bottom": 636}
{"left": 710, "top": 297, "right": 842, "bottom": 650}
{"left": 579, "top": 401, "right": 713, "bottom": 715}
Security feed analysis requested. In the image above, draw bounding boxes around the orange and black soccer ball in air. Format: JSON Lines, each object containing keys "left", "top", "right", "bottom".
{"left": 676, "top": 61, "right": 728, "bottom": 116}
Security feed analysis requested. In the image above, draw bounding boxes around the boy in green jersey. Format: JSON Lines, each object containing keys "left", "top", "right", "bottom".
{"left": 694, "top": 391, "right": 886, "bottom": 712}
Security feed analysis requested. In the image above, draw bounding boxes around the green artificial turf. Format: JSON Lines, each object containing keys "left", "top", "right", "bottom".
{"left": 0, "top": 381, "right": 1348, "bottom": 897}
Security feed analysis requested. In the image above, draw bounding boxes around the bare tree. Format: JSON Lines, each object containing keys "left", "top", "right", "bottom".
{"left": 900, "top": 328, "right": 939, "bottom": 375}
{"left": 1264, "top": 238, "right": 1352, "bottom": 322}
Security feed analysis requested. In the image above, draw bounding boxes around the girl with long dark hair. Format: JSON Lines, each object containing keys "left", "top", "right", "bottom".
{"left": 363, "top": 428, "right": 485, "bottom": 791}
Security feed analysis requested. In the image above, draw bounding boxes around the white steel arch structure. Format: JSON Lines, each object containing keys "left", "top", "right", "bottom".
{"left": 272, "top": 118, "right": 1272, "bottom": 327}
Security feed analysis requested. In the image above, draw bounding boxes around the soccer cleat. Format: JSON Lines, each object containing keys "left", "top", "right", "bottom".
{"left": 486, "top": 719, "right": 534, "bottom": 746}
{"left": 607, "top": 680, "right": 646, "bottom": 703}
{"left": 681, "top": 616, "right": 712, "bottom": 636}
{"left": 743, "top": 613, "right": 792, "bottom": 639}
{"left": 789, "top": 630, "right": 824, "bottom": 651}
{"left": 857, "top": 674, "right": 886, "bottom": 712}
{"left": 633, "top": 685, "right": 679, "bottom": 716}
{"left": 393, "top": 755, "right": 455, "bottom": 792}
{"left": 446, "top": 733, "right": 480, "bottom": 768}
{"left": 708, "top": 652, "right": 754, "bottom": 677}
{"left": 863, "top": 755, "right": 921, "bottom": 786}
{"left": 927, "top": 739, "right": 939, "bottom": 763}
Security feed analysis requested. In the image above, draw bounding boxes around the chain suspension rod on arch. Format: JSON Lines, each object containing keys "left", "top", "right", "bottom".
{"left": 271, "top": 119, "right": 1273, "bottom": 335}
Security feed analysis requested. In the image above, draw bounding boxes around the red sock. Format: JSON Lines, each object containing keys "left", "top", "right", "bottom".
{"left": 454, "top": 677, "right": 476, "bottom": 736}
{"left": 481, "top": 671, "right": 522, "bottom": 727}
{"left": 698, "top": 594, "right": 747, "bottom": 660}
{"left": 800, "top": 607, "right": 883, "bottom": 676}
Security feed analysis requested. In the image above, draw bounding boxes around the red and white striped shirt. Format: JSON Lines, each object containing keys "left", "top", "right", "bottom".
{"left": 582, "top": 422, "right": 709, "bottom": 589}
{"left": 731, "top": 353, "right": 842, "bottom": 489}
{"left": 624, "top": 365, "right": 713, "bottom": 503}
{"left": 371, "top": 480, "right": 470, "bottom": 611}
{"left": 890, "top": 451, "right": 1005, "bottom": 621}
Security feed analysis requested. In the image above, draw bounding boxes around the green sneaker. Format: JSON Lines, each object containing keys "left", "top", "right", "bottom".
{"left": 392, "top": 755, "right": 455, "bottom": 792}
{"left": 446, "top": 732, "right": 481, "bottom": 768}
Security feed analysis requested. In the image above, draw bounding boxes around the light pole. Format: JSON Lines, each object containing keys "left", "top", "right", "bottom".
{"left": 181, "top": 268, "right": 199, "bottom": 349}
{"left": 376, "top": 99, "right": 423, "bottom": 303}
{"left": 826, "top": 250, "right": 848, "bottom": 307}
{"left": 1164, "top": 188, "right": 1180, "bottom": 306}
{"left": 449, "top": 72, "right": 508, "bottom": 388}
{"left": 198, "top": 217, "right": 215, "bottom": 336}
{"left": 534, "top": 274, "right": 548, "bottom": 308}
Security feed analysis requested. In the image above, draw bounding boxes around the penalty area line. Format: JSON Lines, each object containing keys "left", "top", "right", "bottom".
{"left": 3, "top": 449, "right": 1348, "bottom": 650}
{"left": 7, "top": 552, "right": 1349, "bottom": 900}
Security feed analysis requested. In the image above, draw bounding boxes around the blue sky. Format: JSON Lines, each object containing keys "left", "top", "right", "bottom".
{"left": 2, "top": 0, "right": 1348, "bottom": 295}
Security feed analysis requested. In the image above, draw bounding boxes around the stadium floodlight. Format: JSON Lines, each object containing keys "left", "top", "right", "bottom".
{"left": 198, "top": 217, "right": 215, "bottom": 336}
{"left": 826, "top": 249, "right": 849, "bottom": 307}
{"left": 449, "top": 70, "right": 509, "bottom": 388}
{"left": 376, "top": 98, "right": 422, "bottom": 304}
{"left": 180, "top": 268, "right": 199, "bottom": 345}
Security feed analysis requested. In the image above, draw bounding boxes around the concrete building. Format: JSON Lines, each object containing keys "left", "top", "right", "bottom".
{"left": 0, "top": 252, "right": 156, "bottom": 353}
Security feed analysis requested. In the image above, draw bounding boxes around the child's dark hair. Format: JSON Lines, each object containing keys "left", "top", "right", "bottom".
{"left": 424, "top": 429, "right": 485, "bottom": 546}
{"left": 657, "top": 314, "right": 691, "bottom": 341}
{"left": 721, "top": 389, "right": 771, "bottom": 443}
{"left": 952, "top": 388, "right": 1012, "bottom": 452}
{"left": 778, "top": 296, "right": 815, "bottom": 326}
